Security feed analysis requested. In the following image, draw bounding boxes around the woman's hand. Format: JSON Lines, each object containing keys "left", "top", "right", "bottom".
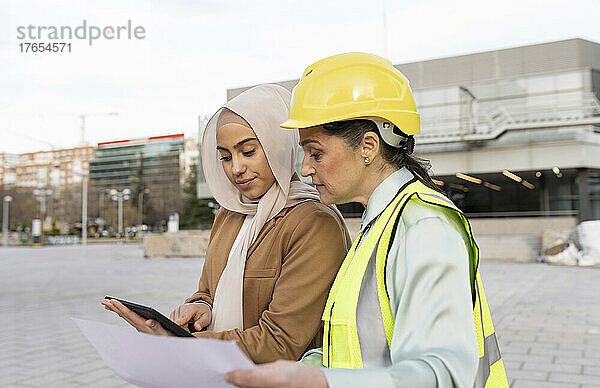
{"left": 225, "top": 360, "right": 328, "bottom": 388}
{"left": 101, "top": 299, "right": 173, "bottom": 336}
{"left": 169, "top": 302, "right": 212, "bottom": 332}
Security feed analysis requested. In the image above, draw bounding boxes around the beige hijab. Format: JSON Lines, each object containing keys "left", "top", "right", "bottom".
{"left": 201, "top": 84, "right": 321, "bottom": 331}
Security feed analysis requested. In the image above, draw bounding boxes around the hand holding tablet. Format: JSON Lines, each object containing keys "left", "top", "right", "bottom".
{"left": 102, "top": 296, "right": 194, "bottom": 337}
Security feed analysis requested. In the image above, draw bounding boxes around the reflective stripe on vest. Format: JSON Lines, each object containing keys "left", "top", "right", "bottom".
{"left": 322, "top": 180, "right": 509, "bottom": 387}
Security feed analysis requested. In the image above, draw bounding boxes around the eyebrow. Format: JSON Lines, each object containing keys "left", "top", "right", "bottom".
{"left": 216, "top": 137, "right": 258, "bottom": 151}
{"left": 300, "top": 139, "right": 321, "bottom": 147}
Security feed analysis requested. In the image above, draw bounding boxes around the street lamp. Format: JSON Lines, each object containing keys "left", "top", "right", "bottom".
{"left": 138, "top": 188, "right": 150, "bottom": 228}
{"left": 33, "top": 188, "right": 53, "bottom": 245}
{"left": 33, "top": 188, "right": 53, "bottom": 216}
{"left": 2, "top": 196, "right": 12, "bottom": 247}
{"left": 109, "top": 188, "right": 130, "bottom": 237}
{"left": 74, "top": 172, "right": 89, "bottom": 246}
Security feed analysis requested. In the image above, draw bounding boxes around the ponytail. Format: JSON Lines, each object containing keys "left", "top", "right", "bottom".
{"left": 321, "top": 119, "right": 443, "bottom": 193}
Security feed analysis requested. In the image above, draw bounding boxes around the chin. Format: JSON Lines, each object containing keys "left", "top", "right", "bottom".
{"left": 246, "top": 188, "right": 269, "bottom": 200}
{"left": 317, "top": 192, "right": 335, "bottom": 205}
{"left": 244, "top": 192, "right": 261, "bottom": 200}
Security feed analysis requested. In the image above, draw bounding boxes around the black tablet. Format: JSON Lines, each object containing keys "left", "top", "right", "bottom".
{"left": 104, "top": 296, "right": 194, "bottom": 338}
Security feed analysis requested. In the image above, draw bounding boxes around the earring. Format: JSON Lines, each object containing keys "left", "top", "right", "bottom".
{"left": 364, "top": 157, "right": 370, "bottom": 164}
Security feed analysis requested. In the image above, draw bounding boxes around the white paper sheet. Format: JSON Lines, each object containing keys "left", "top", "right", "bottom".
{"left": 72, "top": 318, "right": 254, "bottom": 388}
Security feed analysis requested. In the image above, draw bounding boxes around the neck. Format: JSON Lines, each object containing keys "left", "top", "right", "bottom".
{"left": 357, "top": 164, "right": 398, "bottom": 207}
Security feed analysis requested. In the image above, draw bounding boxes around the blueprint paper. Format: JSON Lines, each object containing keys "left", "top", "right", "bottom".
{"left": 72, "top": 318, "right": 254, "bottom": 388}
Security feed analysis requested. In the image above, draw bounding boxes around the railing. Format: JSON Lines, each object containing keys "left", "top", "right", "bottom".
{"left": 418, "top": 92, "right": 600, "bottom": 144}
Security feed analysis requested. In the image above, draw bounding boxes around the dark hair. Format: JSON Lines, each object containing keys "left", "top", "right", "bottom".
{"left": 321, "top": 119, "right": 442, "bottom": 193}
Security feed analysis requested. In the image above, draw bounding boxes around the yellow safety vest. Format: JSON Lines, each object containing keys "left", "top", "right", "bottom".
{"left": 322, "top": 179, "right": 508, "bottom": 387}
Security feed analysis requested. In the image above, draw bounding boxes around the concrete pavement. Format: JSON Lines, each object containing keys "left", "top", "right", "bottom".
{"left": 1, "top": 245, "right": 599, "bottom": 387}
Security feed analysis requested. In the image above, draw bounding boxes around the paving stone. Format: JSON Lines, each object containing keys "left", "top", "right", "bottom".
{"left": 522, "top": 362, "right": 581, "bottom": 374}
{"left": 529, "top": 348, "right": 583, "bottom": 357}
{"left": 529, "top": 342, "right": 559, "bottom": 350}
{"left": 555, "top": 357, "right": 600, "bottom": 366}
{"left": 549, "top": 373, "right": 600, "bottom": 385}
{"left": 70, "top": 367, "right": 119, "bottom": 384}
{"left": 584, "top": 351, "right": 600, "bottom": 359}
{"left": 502, "top": 352, "right": 555, "bottom": 364}
{"left": 18, "top": 371, "right": 72, "bottom": 386}
{"left": 44, "top": 380, "right": 85, "bottom": 388}
{"left": 503, "top": 359, "right": 524, "bottom": 371}
{"left": 508, "top": 369, "right": 548, "bottom": 380}
{"left": 501, "top": 343, "right": 531, "bottom": 354}
{"left": 583, "top": 365, "right": 600, "bottom": 376}
{"left": 512, "top": 380, "right": 578, "bottom": 388}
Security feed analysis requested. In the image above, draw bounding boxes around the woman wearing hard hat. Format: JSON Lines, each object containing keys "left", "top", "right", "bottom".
{"left": 225, "top": 54, "right": 509, "bottom": 387}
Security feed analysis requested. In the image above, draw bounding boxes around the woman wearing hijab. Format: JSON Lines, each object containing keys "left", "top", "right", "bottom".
{"left": 224, "top": 55, "right": 508, "bottom": 387}
{"left": 102, "top": 84, "right": 350, "bottom": 364}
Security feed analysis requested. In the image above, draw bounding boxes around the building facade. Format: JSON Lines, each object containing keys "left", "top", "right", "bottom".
{"left": 89, "top": 134, "right": 186, "bottom": 228}
{"left": 0, "top": 147, "right": 94, "bottom": 225}
{"left": 221, "top": 39, "right": 600, "bottom": 223}
{"left": 0, "top": 147, "right": 93, "bottom": 188}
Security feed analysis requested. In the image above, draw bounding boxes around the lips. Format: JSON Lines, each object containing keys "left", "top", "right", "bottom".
{"left": 235, "top": 177, "right": 255, "bottom": 188}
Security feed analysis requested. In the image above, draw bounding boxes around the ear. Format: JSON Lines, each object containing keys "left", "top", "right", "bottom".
{"left": 360, "top": 131, "right": 380, "bottom": 161}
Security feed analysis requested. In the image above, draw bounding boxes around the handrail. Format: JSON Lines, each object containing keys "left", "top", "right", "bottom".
{"left": 418, "top": 92, "right": 600, "bottom": 144}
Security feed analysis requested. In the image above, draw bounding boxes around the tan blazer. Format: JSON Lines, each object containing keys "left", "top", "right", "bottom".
{"left": 185, "top": 200, "right": 350, "bottom": 364}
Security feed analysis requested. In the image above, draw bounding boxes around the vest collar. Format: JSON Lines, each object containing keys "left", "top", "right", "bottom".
{"left": 361, "top": 167, "right": 415, "bottom": 231}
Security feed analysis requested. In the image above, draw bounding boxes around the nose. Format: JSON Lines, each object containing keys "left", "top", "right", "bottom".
{"left": 300, "top": 153, "right": 314, "bottom": 178}
{"left": 231, "top": 155, "right": 246, "bottom": 176}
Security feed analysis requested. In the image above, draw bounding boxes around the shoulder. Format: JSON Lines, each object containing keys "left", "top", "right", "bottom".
{"left": 286, "top": 200, "right": 341, "bottom": 220}
{"left": 210, "top": 207, "right": 244, "bottom": 233}
{"left": 400, "top": 195, "right": 460, "bottom": 231}
{"left": 215, "top": 206, "right": 246, "bottom": 220}
{"left": 279, "top": 200, "right": 348, "bottom": 240}
{"left": 392, "top": 195, "right": 471, "bottom": 257}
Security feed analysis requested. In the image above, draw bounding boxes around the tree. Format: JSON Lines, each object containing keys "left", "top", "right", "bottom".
{"left": 179, "top": 164, "right": 214, "bottom": 229}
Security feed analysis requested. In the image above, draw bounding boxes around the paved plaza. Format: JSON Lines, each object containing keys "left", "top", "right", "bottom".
{"left": 1, "top": 244, "right": 599, "bottom": 387}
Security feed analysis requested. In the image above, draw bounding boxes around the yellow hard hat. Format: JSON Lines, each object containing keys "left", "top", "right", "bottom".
{"left": 281, "top": 52, "right": 420, "bottom": 136}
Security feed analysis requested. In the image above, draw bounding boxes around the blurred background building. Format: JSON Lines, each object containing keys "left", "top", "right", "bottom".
{"left": 88, "top": 134, "right": 188, "bottom": 229}
{"left": 1, "top": 133, "right": 199, "bottom": 235}
{"left": 220, "top": 38, "right": 600, "bottom": 221}
{"left": 0, "top": 147, "right": 93, "bottom": 231}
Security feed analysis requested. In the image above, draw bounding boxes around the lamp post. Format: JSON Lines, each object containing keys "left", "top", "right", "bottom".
{"left": 138, "top": 188, "right": 149, "bottom": 229}
{"left": 2, "top": 196, "right": 12, "bottom": 247}
{"left": 33, "top": 188, "right": 53, "bottom": 216}
{"left": 109, "top": 188, "right": 130, "bottom": 237}
{"left": 33, "top": 188, "right": 53, "bottom": 245}
{"left": 74, "top": 172, "right": 89, "bottom": 245}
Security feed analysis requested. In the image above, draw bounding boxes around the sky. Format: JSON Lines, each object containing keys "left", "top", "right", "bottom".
{"left": 1, "top": 0, "right": 599, "bottom": 154}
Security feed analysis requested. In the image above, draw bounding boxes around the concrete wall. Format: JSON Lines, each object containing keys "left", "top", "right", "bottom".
{"left": 344, "top": 216, "right": 577, "bottom": 263}
{"left": 469, "top": 216, "right": 576, "bottom": 235}
{"left": 144, "top": 216, "right": 576, "bottom": 262}
{"left": 143, "top": 231, "right": 210, "bottom": 258}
